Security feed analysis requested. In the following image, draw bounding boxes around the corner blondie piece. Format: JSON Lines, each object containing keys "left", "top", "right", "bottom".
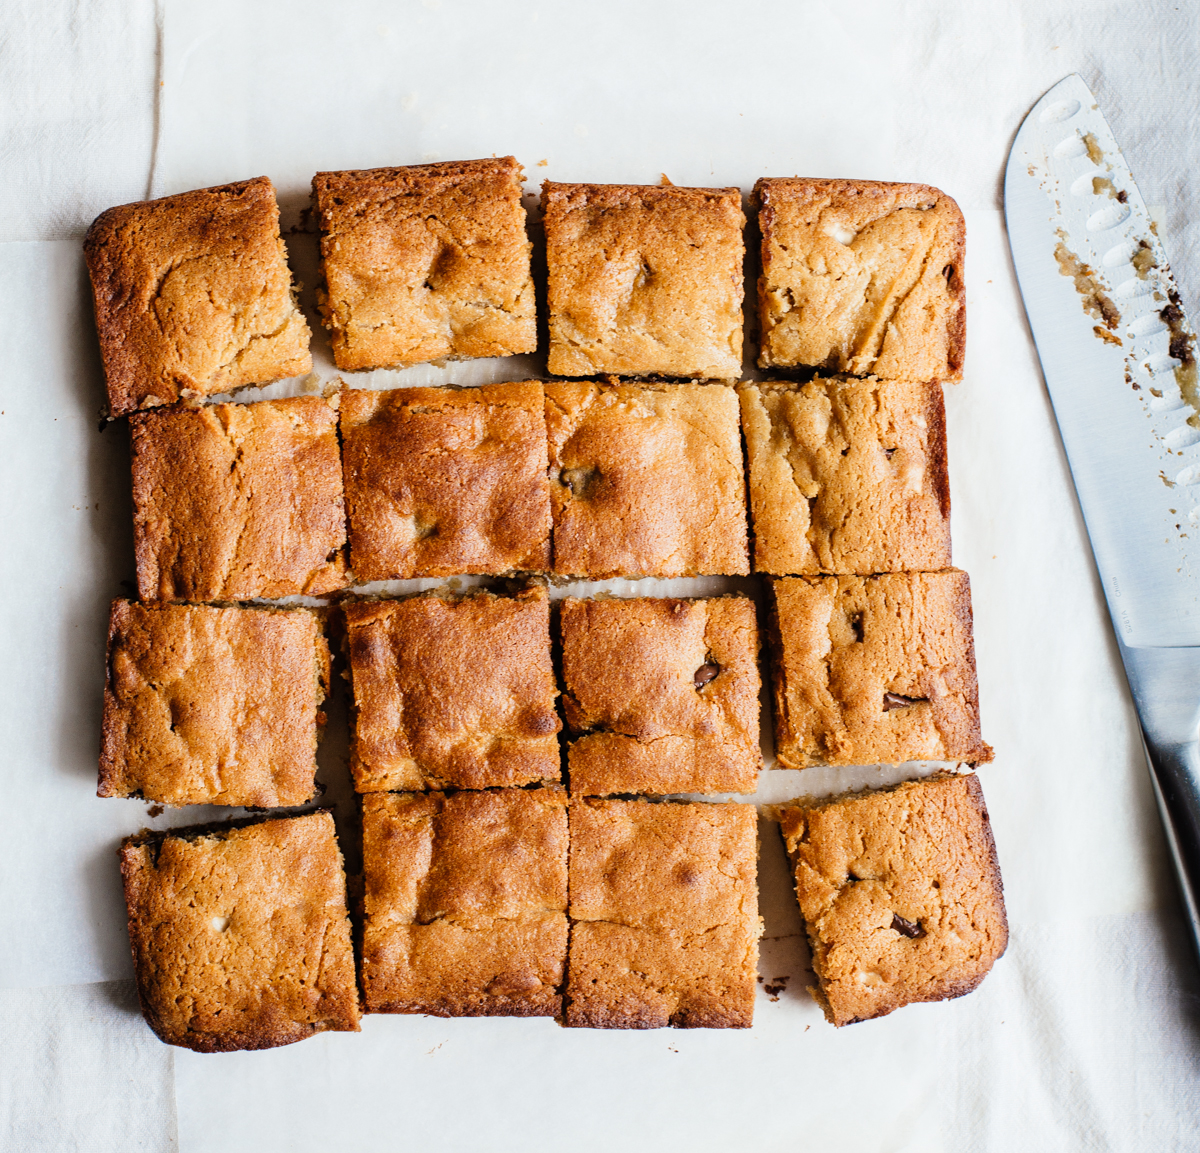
{"left": 542, "top": 182, "right": 744, "bottom": 378}
{"left": 313, "top": 158, "right": 536, "bottom": 371}
{"left": 755, "top": 178, "right": 965, "bottom": 380}
{"left": 567, "top": 799, "right": 759, "bottom": 1029}
{"left": 339, "top": 382, "right": 551, "bottom": 581}
{"left": 560, "top": 596, "right": 761, "bottom": 796}
{"left": 131, "top": 397, "right": 347, "bottom": 602}
{"left": 84, "top": 177, "right": 311, "bottom": 416}
{"left": 546, "top": 381, "right": 749, "bottom": 578}
{"left": 99, "top": 600, "right": 329, "bottom": 808}
{"left": 119, "top": 812, "right": 360, "bottom": 1052}
{"left": 361, "top": 787, "right": 568, "bottom": 1016}
{"left": 344, "top": 586, "right": 560, "bottom": 792}
{"left": 767, "top": 573, "right": 992, "bottom": 768}
{"left": 778, "top": 773, "right": 1007, "bottom": 1026}
{"left": 739, "top": 378, "right": 951, "bottom": 575}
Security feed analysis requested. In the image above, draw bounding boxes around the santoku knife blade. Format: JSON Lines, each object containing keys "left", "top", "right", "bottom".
{"left": 1006, "top": 74, "right": 1200, "bottom": 959}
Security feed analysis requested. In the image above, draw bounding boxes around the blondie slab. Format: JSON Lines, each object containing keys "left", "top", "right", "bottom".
{"left": 361, "top": 787, "right": 568, "bottom": 1016}
{"left": 345, "top": 587, "right": 561, "bottom": 792}
{"left": 119, "top": 812, "right": 360, "bottom": 1052}
{"left": 313, "top": 158, "right": 536, "bottom": 371}
{"left": 542, "top": 181, "right": 744, "bottom": 379}
{"left": 767, "top": 573, "right": 991, "bottom": 768}
{"left": 85, "top": 177, "right": 311, "bottom": 416}
{"left": 99, "top": 600, "right": 328, "bottom": 808}
{"left": 130, "top": 396, "right": 347, "bottom": 602}
{"left": 755, "top": 178, "right": 965, "bottom": 381}
{"left": 739, "top": 378, "right": 951, "bottom": 575}
{"left": 560, "top": 596, "right": 761, "bottom": 796}
{"left": 778, "top": 774, "right": 1007, "bottom": 1026}
{"left": 566, "top": 799, "right": 759, "bottom": 1029}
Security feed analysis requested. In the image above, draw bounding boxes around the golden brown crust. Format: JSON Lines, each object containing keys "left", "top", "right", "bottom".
{"left": 313, "top": 158, "right": 536, "bottom": 371}
{"left": 560, "top": 596, "right": 761, "bottom": 796}
{"left": 99, "top": 600, "right": 328, "bottom": 807}
{"left": 739, "top": 378, "right": 952, "bottom": 575}
{"left": 545, "top": 381, "right": 749, "bottom": 578}
{"left": 344, "top": 587, "right": 561, "bottom": 792}
{"left": 778, "top": 773, "right": 1007, "bottom": 1026}
{"left": 119, "top": 812, "right": 360, "bottom": 1052}
{"left": 339, "top": 382, "right": 551, "bottom": 581}
{"left": 360, "top": 787, "right": 568, "bottom": 1016}
{"left": 84, "top": 177, "right": 311, "bottom": 416}
{"left": 754, "top": 178, "right": 965, "bottom": 381}
{"left": 130, "top": 396, "right": 348, "bottom": 602}
{"left": 566, "top": 800, "right": 759, "bottom": 1029}
{"left": 767, "top": 573, "right": 992, "bottom": 768}
{"left": 542, "top": 182, "right": 745, "bottom": 378}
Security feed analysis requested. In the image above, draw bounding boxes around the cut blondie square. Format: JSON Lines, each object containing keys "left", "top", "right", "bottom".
{"left": 84, "top": 177, "right": 311, "bottom": 416}
{"left": 130, "top": 396, "right": 348, "bottom": 602}
{"left": 313, "top": 158, "right": 536, "bottom": 371}
{"left": 739, "top": 377, "right": 951, "bottom": 575}
{"left": 542, "top": 181, "right": 744, "bottom": 378}
{"left": 344, "top": 586, "right": 561, "bottom": 792}
{"left": 560, "top": 596, "right": 761, "bottom": 796}
{"left": 339, "top": 382, "right": 551, "bottom": 581}
{"left": 566, "top": 799, "right": 759, "bottom": 1029}
{"left": 119, "top": 812, "right": 360, "bottom": 1052}
{"left": 546, "top": 381, "right": 749, "bottom": 578}
{"left": 99, "top": 600, "right": 329, "bottom": 808}
{"left": 778, "top": 773, "right": 1008, "bottom": 1026}
{"left": 754, "top": 178, "right": 965, "bottom": 381}
{"left": 767, "top": 573, "right": 992, "bottom": 768}
{"left": 361, "top": 787, "right": 568, "bottom": 1016}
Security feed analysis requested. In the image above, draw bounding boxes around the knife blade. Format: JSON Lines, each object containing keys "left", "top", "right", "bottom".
{"left": 1006, "top": 74, "right": 1200, "bottom": 960}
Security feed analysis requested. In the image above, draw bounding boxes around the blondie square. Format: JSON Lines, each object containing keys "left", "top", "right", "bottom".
{"left": 361, "top": 787, "right": 568, "bottom": 1016}
{"left": 567, "top": 799, "right": 759, "bottom": 1029}
{"left": 739, "top": 378, "right": 951, "bottom": 575}
{"left": 84, "top": 177, "right": 311, "bottom": 416}
{"left": 344, "top": 587, "right": 561, "bottom": 792}
{"left": 130, "top": 396, "right": 347, "bottom": 602}
{"left": 313, "top": 158, "right": 536, "bottom": 371}
{"left": 778, "top": 773, "right": 1008, "bottom": 1026}
{"left": 119, "top": 812, "right": 360, "bottom": 1052}
{"left": 755, "top": 178, "right": 965, "bottom": 381}
{"left": 767, "top": 573, "right": 992, "bottom": 768}
{"left": 545, "top": 381, "right": 749, "bottom": 578}
{"left": 339, "top": 382, "right": 551, "bottom": 581}
{"left": 542, "top": 182, "right": 744, "bottom": 379}
{"left": 560, "top": 596, "right": 761, "bottom": 796}
{"left": 99, "top": 600, "right": 329, "bottom": 808}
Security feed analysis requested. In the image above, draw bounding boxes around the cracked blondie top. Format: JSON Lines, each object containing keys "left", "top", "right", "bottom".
{"left": 360, "top": 787, "right": 568, "bottom": 1017}
{"left": 739, "top": 377, "right": 951, "bottom": 575}
{"left": 778, "top": 773, "right": 1007, "bottom": 1026}
{"left": 560, "top": 595, "right": 761, "bottom": 796}
{"left": 767, "top": 573, "right": 992, "bottom": 769}
{"left": 344, "top": 586, "right": 561, "bottom": 792}
{"left": 130, "top": 396, "right": 348, "bottom": 602}
{"left": 755, "top": 178, "right": 965, "bottom": 381}
{"left": 119, "top": 812, "right": 360, "bottom": 1052}
{"left": 566, "top": 799, "right": 759, "bottom": 1029}
{"left": 545, "top": 381, "right": 749, "bottom": 578}
{"left": 84, "top": 176, "right": 311, "bottom": 416}
{"left": 339, "top": 382, "right": 551, "bottom": 581}
{"left": 99, "top": 600, "right": 329, "bottom": 808}
{"left": 542, "top": 181, "right": 745, "bottom": 379}
{"left": 313, "top": 158, "right": 536, "bottom": 372}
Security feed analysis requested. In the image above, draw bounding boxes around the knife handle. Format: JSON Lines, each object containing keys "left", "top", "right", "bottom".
{"left": 1142, "top": 735, "right": 1200, "bottom": 962}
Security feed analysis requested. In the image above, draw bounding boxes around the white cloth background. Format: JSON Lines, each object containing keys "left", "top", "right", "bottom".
{"left": 4, "top": 1, "right": 1200, "bottom": 1150}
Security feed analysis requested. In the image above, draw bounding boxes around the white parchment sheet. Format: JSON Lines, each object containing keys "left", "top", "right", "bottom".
{"left": 4, "top": 1, "right": 1200, "bottom": 1148}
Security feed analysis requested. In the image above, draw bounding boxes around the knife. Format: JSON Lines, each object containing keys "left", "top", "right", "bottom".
{"left": 1005, "top": 73, "right": 1200, "bottom": 959}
